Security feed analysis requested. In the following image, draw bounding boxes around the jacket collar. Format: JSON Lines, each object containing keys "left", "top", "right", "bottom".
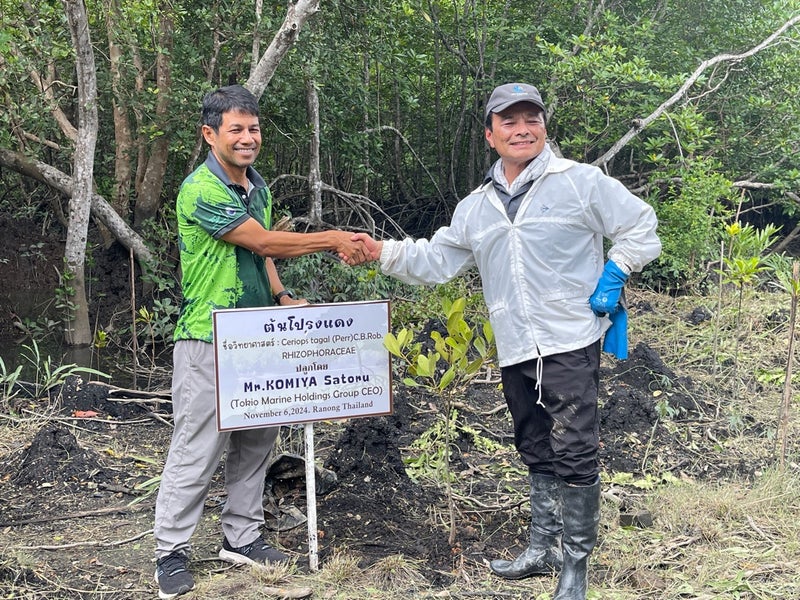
{"left": 475, "top": 150, "right": 576, "bottom": 195}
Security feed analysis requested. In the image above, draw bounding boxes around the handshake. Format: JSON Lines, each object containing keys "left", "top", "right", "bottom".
{"left": 334, "top": 232, "right": 383, "bottom": 266}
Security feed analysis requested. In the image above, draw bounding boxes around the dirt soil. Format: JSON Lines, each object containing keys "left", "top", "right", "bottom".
{"left": 0, "top": 218, "right": 786, "bottom": 598}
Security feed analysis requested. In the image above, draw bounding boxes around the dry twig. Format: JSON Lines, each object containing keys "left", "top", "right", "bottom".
{"left": 14, "top": 528, "right": 152, "bottom": 550}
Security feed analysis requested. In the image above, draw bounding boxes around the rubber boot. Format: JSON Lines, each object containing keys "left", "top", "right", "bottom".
{"left": 552, "top": 479, "right": 601, "bottom": 600}
{"left": 490, "top": 472, "right": 563, "bottom": 579}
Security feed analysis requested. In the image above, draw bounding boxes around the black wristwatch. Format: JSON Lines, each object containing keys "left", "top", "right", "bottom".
{"left": 273, "top": 289, "right": 295, "bottom": 304}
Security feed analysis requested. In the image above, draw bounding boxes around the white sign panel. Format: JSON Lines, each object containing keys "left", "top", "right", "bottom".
{"left": 212, "top": 300, "right": 392, "bottom": 431}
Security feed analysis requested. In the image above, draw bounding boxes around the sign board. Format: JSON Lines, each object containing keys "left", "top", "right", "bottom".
{"left": 212, "top": 300, "right": 392, "bottom": 431}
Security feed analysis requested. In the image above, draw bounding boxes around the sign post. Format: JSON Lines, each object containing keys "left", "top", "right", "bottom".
{"left": 212, "top": 300, "right": 392, "bottom": 570}
{"left": 304, "top": 422, "right": 318, "bottom": 571}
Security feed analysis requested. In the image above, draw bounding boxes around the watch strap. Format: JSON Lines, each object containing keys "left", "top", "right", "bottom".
{"left": 273, "top": 289, "right": 295, "bottom": 304}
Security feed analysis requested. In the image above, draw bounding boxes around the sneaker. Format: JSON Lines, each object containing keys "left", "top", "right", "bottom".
{"left": 154, "top": 551, "right": 195, "bottom": 599}
{"left": 219, "top": 536, "right": 289, "bottom": 566}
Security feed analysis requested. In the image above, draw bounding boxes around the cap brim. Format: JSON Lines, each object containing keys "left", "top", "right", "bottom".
{"left": 490, "top": 98, "right": 546, "bottom": 115}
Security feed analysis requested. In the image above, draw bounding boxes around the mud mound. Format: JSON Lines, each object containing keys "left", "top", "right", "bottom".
{"left": 324, "top": 403, "right": 408, "bottom": 479}
{"left": 316, "top": 391, "right": 455, "bottom": 582}
{"left": 598, "top": 342, "right": 710, "bottom": 474}
{"left": 606, "top": 341, "right": 701, "bottom": 414}
{"left": 54, "top": 376, "right": 149, "bottom": 420}
{"left": 7, "top": 423, "right": 121, "bottom": 489}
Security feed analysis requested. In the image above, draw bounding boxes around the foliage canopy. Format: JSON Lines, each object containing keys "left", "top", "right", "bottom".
{"left": 1, "top": 0, "right": 799, "bottom": 296}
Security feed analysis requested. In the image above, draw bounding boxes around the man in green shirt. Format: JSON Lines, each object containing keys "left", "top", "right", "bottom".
{"left": 153, "top": 84, "right": 367, "bottom": 599}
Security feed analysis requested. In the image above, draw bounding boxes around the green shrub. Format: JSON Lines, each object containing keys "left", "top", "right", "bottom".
{"left": 646, "top": 158, "right": 734, "bottom": 291}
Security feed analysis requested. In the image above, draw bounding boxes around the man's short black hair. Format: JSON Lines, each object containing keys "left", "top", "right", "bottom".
{"left": 201, "top": 85, "right": 260, "bottom": 131}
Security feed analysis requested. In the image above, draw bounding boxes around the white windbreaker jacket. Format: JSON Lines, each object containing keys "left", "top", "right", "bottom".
{"left": 379, "top": 155, "right": 662, "bottom": 367}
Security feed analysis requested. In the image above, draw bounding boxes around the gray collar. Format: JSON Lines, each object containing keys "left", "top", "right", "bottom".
{"left": 203, "top": 151, "right": 267, "bottom": 190}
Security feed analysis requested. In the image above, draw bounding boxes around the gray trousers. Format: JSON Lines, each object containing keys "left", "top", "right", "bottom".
{"left": 154, "top": 339, "right": 279, "bottom": 559}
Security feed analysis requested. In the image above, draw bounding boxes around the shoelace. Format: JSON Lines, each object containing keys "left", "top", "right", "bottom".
{"left": 160, "top": 554, "right": 188, "bottom": 576}
{"left": 237, "top": 538, "right": 268, "bottom": 556}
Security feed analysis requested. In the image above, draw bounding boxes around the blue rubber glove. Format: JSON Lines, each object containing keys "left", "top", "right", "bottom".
{"left": 602, "top": 307, "right": 628, "bottom": 360}
{"left": 589, "top": 260, "right": 628, "bottom": 315}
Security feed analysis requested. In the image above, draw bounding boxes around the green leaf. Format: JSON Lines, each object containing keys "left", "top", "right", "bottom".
{"left": 396, "top": 328, "right": 411, "bottom": 348}
{"left": 465, "top": 357, "right": 484, "bottom": 375}
{"left": 431, "top": 330, "right": 449, "bottom": 359}
{"left": 439, "top": 367, "right": 455, "bottom": 390}
{"left": 449, "top": 296, "right": 466, "bottom": 315}
{"left": 473, "top": 336, "right": 487, "bottom": 357}
{"left": 416, "top": 353, "right": 437, "bottom": 377}
{"left": 383, "top": 332, "right": 402, "bottom": 356}
{"left": 483, "top": 321, "right": 494, "bottom": 345}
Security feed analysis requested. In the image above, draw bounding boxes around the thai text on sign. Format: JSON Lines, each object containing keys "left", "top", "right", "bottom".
{"left": 212, "top": 300, "right": 392, "bottom": 431}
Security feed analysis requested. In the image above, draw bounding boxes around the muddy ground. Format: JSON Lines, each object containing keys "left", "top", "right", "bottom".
{"left": 0, "top": 218, "right": 790, "bottom": 598}
{"left": 0, "top": 342, "right": 732, "bottom": 597}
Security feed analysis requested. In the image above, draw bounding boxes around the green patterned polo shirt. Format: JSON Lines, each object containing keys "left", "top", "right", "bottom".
{"left": 174, "top": 152, "right": 273, "bottom": 342}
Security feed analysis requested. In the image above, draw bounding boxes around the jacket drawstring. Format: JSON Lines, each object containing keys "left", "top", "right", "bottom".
{"left": 535, "top": 355, "right": 545, "bottom": 407}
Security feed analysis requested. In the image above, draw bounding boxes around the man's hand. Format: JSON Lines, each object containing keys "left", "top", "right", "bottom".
{"left": 278, "top": 295, "right": 309, "bottom": 307}
{"left": 350, "top": 233, "right": 382, "bottom": 262}
{"left": 589, "top": 260, "right": 628, "bottom": 315}
{"left": 331, "top": 231, "right": 370, "bottom": 265}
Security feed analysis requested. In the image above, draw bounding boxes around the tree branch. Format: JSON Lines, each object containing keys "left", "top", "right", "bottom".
{"left": 362, "top": 125, "right": 447, "bottom": 207}
{"left": 592, "top": 15, "right": 800, "bottom": 170}
{"left": 0, "top": 148, "right": 156, "bottom": 270}
{"left": 245, "top": 0, "right": 321, "bottom": 99}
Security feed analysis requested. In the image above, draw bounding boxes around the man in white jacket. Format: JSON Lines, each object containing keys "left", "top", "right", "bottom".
{"left": 353, "top": 82, "right": 660, "bottom": 600}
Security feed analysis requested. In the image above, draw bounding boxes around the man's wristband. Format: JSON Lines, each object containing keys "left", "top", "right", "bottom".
{"left": 273, "top": 289, "right": 295, "bottom": 304}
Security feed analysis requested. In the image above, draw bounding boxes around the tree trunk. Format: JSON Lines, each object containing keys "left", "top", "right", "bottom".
{"left": 246, "top": 0, "right": 321, "bottom": 99}
{"left": 132, "top": 44, "right": 147, "bottom": 199}
{"left": 362, "top": 56, "right": 370, "bottom": 199}
{"left": 134, "top": 7, "right": 173, "bottom": 229}
{"left": 306, "top": 77, "right": 323, "bottom": 224}
{"left": 63, "top": 0, "right": 97, "bottom": 347}
{"left": 251, "top": 0, "right": 264, "bottom": 74}
{"left": 106, "top": 0, "right": 134, "bottom": 222}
